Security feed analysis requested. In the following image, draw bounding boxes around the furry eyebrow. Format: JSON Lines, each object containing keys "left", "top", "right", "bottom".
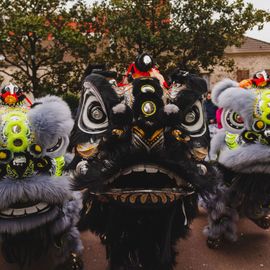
{"left": 30, "top": 102, "right": 43, "bottom": 108}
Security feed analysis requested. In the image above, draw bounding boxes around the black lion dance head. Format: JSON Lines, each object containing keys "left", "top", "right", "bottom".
{"left": 70, "top": 71, "right": 214, "bottom": 269}
{"left": 0, "top": 95, "right": 83, "bottom": 269}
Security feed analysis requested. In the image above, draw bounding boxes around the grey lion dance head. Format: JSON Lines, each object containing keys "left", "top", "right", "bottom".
{"left": 204, "top": 79, "right": 270, "bottom": 248}
{"left": 0, "top": 96, "right": 82, "bottom": 269}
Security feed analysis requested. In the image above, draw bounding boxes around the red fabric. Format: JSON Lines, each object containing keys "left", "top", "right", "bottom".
{"left": 251, "top": 77, "right": 270, "bottom": 87}
{"left": 216, "top": 108, "right": 223, "bottom": 129}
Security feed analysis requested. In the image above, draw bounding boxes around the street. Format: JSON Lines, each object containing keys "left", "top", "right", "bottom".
{"left": 1, "top": 210, "right": 269, "bottom": 269}
{"left": 82, "top": 210, "right": 270, "bottom": 270}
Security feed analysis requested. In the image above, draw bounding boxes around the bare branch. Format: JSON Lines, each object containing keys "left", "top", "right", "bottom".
{"left": 0, "top": 69, "right": 22, "bottom": 81}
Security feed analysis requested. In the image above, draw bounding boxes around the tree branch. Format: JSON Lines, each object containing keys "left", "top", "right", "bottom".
{"left": 0, "top": 69, "right": 22, "bottom": 81}
{"left": 0, "top": 51, "right": 28, "bottom": 74}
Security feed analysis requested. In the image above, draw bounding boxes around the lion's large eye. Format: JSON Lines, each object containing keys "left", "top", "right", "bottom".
{"left": 78, "top": 84, "right": 108, "bottom": 134}
{"left": 46, "top": 137, "right": 64, "bottom": 153}
{"left": 181, "top": 101, "right": 206, "bottom": 136}
{"left": 252, "top": 119, "right": 266, "bottom": 132}
{"left": 221, "top": 110, "right": 245, "bottom": 134}
{"left": 184, "top": 110, "right": 198, "bottom": 125}
{"left": 87, "top": 101, "right": 106, "bottom": 124}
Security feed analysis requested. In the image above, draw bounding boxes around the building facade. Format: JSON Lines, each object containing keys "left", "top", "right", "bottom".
{"left": 208, "top": 37, "right": 270, "bottom": 89}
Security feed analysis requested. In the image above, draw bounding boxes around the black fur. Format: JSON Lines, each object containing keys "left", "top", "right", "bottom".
{"left": 71, "top": 74, "right": 214, "bottom": 269}
{"left": 69, "top": 74, "right": 119, "bottom": 150}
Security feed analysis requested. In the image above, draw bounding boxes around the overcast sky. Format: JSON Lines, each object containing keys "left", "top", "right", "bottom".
{"left": 243, "top": 0, "right": 270, "bottom": 42}
{"left": 81, "top": 0, "right": 270, "bottom": 43}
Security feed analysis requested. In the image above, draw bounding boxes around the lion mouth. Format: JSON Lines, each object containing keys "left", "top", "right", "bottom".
{"left": 90, "top": 164, "right": 194, "bottom": 205}
{"left": 0, "top": 202, "right": 52, "bottom": 218}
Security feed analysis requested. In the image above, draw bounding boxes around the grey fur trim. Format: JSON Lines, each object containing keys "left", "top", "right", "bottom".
{"left": 209, "top": 129, "right": 226, "bottom": 160}
{"left": 211, "top": 79, "right": 239, "bottom": 106}
{"left": 112, "top": 103, "right": 127, "bottom": 114}
{"left": 50, "top": 192, "right": 82, "bottom": 235}
{"left": 203, "top": 184, "right": 239, "bottom": 242}
{"left": 0, "top": 175, "right": 72, "bottom": 209}
{"left": 59, "top": 226, "right": 84, "bottom": 257}
{"left": 219, "top": 143, "right": 270, "bottom": 173}
{"left": 28, "top": 95, "right": 74, "bottom": 156}
{"left": 163, "top": 104, "right": 179, "bottom": 114}
{"left": 65, "top": 152, "right": 75, "bottom": 166}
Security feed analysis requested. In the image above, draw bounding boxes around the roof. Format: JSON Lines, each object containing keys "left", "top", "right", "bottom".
{"left": 225, "top": 36, "right": 270, "bottom": 54}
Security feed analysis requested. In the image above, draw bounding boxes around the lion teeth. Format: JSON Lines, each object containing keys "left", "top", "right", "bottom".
{"left": 1, "top": 209, "right": 13, "bottom": 215}
{"left": 25, "top": 206, "right": 38, "bottom": 214}
{"left": 13, "top": 208, "right": 25, "bottom": 216}
{"left": 106, "top": 164, "right": 187, "bottom": 188}
{"left": 145, "top": 166, "right": 158, "bottom": 173}
{"left": 0, "top": 202, "right": 50, "bottom": 218}
{"left": 132, "top": 165, "right": 145, "bottom": 172}
{"left": 36, "top": 202, "right": 48, "bottom": 211}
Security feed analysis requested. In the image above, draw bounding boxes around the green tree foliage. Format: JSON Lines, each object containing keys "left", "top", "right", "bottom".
{"left": 0, "top": 0, "right": 268, "bottom": 95}
{"left": 0, "top": 0, "right": 100, "bottom": 96}
{"left": 93, "top": 0, "right": 269, "bottom": 73}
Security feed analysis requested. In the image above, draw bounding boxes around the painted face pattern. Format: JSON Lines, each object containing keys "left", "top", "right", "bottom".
{"left": 70, "top": 73, "right": 211, "bottom": 206}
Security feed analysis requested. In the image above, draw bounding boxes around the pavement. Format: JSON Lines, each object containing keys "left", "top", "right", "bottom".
{"left": 1, "top": 210, "right": 270, "bottom": 269}
{"left": 82, "top": 210, "right": 270, "bottom": 270}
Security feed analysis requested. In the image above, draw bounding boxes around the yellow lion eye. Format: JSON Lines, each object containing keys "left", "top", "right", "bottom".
{"left": 34, "top": 144, "right": 42, "bottom": 153}
{"left": 256, "top": 120, "right": 264, "bottom": 130}
{"left": 0, "top": 152, "right": 7, "bottom": 159}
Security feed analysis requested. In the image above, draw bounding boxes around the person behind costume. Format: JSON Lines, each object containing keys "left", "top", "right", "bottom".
{"left": 204, "top": 91, "right": 218, "bottom": 138}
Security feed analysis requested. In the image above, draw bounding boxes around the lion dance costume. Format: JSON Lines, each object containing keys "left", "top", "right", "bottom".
{"left": 0, "top": 84, "right": 83, "bottom": 269}
{"left": 69, "top": 65, "right": 216, "bottom": 269}
{"left": 204, "top": 78, "right": 270, "bottom": 248}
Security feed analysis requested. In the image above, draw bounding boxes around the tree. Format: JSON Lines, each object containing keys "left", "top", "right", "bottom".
{"left": 92, "top": 0, "right": 269, "bottom": 74}
{"left": 0, "top": 0, "right": 100, "bottom": 96}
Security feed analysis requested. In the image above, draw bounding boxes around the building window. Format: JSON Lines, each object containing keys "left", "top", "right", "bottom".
{"left": 236, "top": 70, "right": 249, "bottom": 82}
